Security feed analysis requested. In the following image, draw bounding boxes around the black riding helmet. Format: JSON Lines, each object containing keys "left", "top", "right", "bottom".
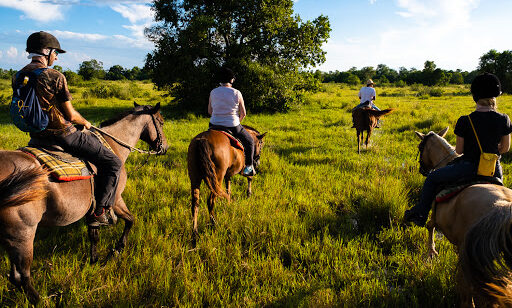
{"left": 26, "top": 31, "right": 66, "bottom": 54}
{"left": 471, "top": 72, "right": 501, "bottom": 102}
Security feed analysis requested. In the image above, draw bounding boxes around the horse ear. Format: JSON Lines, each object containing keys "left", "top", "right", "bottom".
{"left": 258, "top": 132, "right": 267, "bottom": 140}
{"left": 134, "top": 101, "right": 140, "bottom": 107}
{"left": 437, "top": 127, "right": 449, "bottom": 138}
{"left": 415, "top": 131, "right": 424, "bottom": 140}
{"left": 151, "top": 102, "right": 161, "bottom": 114}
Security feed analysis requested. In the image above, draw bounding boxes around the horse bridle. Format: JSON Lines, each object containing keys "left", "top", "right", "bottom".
{"left": 417, "top": 132, "right": 457, "bottom": 176}
{"left": 92, "top": 112, "right": 166, "bottom": 155}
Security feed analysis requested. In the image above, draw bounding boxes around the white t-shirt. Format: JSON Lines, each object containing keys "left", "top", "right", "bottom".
{"left": 358, "top": 86, "right": 376, "bottom": 104}
{"left": 209, "top": 86, "right": 243, "bottom": 127}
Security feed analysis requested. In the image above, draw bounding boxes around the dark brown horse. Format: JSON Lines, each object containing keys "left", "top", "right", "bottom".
{"left": 0, "top": 103, "right": 168, "bottom": 303}
{"left": 415, "top": 128, "right": 512, "bottom": 306}
{"left": 187, "top": 126, "right": 266, "bottom": 243}
{"left": 352, "top": 107, "right": 394, "bottom": 153}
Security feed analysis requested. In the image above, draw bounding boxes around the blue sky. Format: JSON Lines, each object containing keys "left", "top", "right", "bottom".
{"left": 0, "top": 0, "right": 511, "bottom": 73}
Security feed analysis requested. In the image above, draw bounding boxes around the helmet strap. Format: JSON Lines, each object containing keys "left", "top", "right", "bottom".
{"left": 47, "top": 48, "right": 54, "bottom": 66}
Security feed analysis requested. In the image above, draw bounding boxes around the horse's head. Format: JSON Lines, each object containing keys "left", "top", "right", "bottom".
{"left": 244, "top": 125, "right": 267, "bottom": 169}
{"left": 415, "top": 127, "right": 457, "bottom": 176}
{"left": 134, "top": 102, "right": 168, "bottom": 155}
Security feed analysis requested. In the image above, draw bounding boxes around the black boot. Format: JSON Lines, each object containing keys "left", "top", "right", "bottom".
{"left": 87, "top": 207, "right": 112, "bottom": 227}
{"left": 404, "top": 209, "right": 427, "bottom": 227}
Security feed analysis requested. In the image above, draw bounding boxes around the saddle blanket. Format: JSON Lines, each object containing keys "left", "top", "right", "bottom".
{"left": 20, "top": 146, "right": 92, "bottom": 181}
{"left": 211, "top": 130, "right": 244, "bottom": 151}
{"left": 435, "top": 178, "right": 502, "bottom": 203}
{"left": 19, "top": 130, "right": 114, "bottom": 182}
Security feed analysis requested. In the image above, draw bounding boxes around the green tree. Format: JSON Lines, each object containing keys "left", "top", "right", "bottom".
{"left": 105, "top": 65, "right": 126, "bottom": 80}
{"left": 53, "top": 65, "right": 63, "bottom": 72}
{"left": 145, "top": 0, "right": 330, "bottom": 112}
{"left": 479, "top": 49, "right": 512, "bottom": 93}
{"left": 78, "top": 59, "right": 105, "bottom": 81}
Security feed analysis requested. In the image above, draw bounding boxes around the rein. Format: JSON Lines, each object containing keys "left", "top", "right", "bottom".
{"left": 91, "top": 113, "right": 165, "bottom": 155}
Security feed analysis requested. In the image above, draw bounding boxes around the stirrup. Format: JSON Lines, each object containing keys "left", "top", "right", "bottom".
{"left": 242, "top": 165, "right": 255, "bottom": 177}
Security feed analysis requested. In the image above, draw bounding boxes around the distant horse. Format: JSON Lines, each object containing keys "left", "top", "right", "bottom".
{"left": 352, "top": 106, "right": 394, "bottom": 153}
{"left": 415, "top": 127, "right": 512, "bottom": 306}
{"left": 187, "top": 126, "right": 266, "bottom": 244}
{"left": 0, "top": 103, "right": 168, "bottom": 303}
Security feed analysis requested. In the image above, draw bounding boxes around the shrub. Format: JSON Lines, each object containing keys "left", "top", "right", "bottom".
{"left": 429, "top": 87, "right": 444, "bottom": 97}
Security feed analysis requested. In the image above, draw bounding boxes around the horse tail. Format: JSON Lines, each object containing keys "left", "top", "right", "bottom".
{"left": 0, "top": 167, "right": 48, "bottom": 208}
{"left": 367, "top": 108, "right": 394, "bottom": 117}
{"left": 459, "top": 203, "right": 512, "bottom": 302}
{"left": 195, "top": 137, "right": 228, "bottom": 199}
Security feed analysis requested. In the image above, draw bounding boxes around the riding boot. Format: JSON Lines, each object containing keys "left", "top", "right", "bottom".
{"left": 87, "top": 207, "right": 112, "bottom": 227}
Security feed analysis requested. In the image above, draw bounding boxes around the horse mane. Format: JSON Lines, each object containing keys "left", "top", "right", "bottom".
{"left": 243, "top": 125, "right": 261, "bottom": 135}
{"left": 99, "top": 109, "right": 135, "bottom": 128}
{"left": 99, "top": 105, "right": 155, "bottom": 128}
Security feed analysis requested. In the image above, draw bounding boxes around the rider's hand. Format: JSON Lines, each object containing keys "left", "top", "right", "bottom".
{"left": 84, "top": 121, "right": 92, "bottom": 130}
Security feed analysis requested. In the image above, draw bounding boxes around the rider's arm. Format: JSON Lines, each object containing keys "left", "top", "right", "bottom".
{"left": 208, "top": 95, "right": 213, "bottom": 116}
{"left": 455, "top": 136, "right": 464, "bottom": 154}
{"left": 499, "top": 134, "right": 510, "bottom": 154}
{"left": 61, "top": 101, "right": 91, "bottom": 129}
{"left": 239, "top": 93, "right": 246, "bottom": 122}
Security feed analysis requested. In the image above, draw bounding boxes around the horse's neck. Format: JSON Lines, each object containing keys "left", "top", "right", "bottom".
{"left": 101, "top": 115, "right": 146, "bottom": 162}
{"left": 430, "top": 137, "right": 457, "bottom": 168}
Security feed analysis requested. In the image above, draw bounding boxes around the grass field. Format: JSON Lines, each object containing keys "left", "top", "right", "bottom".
{"left": 0, "top": 79, "right": 511, "bottom": 306}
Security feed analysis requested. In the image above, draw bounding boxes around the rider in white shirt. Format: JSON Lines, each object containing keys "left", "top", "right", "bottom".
{"left": 356, "top": 79, "right": 380, "bottom": 110}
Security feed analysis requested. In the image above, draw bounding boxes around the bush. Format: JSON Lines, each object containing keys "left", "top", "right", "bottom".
{"left": 429, "top": 87, "right": 444, "bottom": 97}
{"left": 63, "top": 70, "right": 82, "bottom": 86}
{"left": 82, "top": 82, "right": 144, "bottom": 100}
{"left": 394, "top": 80, "right": 407, "bottom": 88}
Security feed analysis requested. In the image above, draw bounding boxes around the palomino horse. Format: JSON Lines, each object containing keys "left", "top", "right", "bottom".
{"left": 415, "top": 127, "right": 512, "bottom": 306}
{"left": 0, "top": 103, "right": 168, "bottom": 303}
{"left": 187, "top": 126, "right": 266, "bottom": 244}
{"left": 352, "top": 106, "right": 394, "bottom": 153}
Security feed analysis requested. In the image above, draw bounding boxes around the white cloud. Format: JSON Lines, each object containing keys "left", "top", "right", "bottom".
{"left": 109, "top": 3, "right": 154, "bottom": 49}
{"left": 7, "top": 46, "right": 18, "bottom": 58}
{"left": 52, "top": 30, "right": 108, "bottom": 41}
{"left": 0, "top": 0, "right": 64, "bottom": 22}
{"left": 110, "top": 3, "right": 152, "bottom": 24}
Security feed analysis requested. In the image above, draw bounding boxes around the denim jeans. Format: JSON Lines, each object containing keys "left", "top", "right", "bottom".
{"left": 55, "top": 130, "right": 122, "bottom": 209}
{"left": 209, "top": 123, "right": 254, "bottom": 166}
{"left": 413, "top": 159, "right": 502, "bottom": 217}
{"left": 355, "top": 101, "right": 381, "bottom": 111}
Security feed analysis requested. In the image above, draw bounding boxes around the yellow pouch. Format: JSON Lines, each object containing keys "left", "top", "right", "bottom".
{"left": 477, "top": 152, "right": 498, "bottom": 177}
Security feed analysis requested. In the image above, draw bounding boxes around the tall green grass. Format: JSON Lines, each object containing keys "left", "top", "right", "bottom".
{"left": 0, "top": 80, "right": 510, "bottom": 306}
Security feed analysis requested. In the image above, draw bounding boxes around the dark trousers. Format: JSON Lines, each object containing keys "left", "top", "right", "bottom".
{"left": 413, "top": 159, "right": 502, "bottom": 217}
{"left": 209, "top": 123, "right": 254, "bottom": 166}
{"left": 56, "top": 130, "right": 122, "bottom": 209}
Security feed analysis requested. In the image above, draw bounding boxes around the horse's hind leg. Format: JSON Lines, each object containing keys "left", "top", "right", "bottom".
{"left": 112, "top": 198, "right": 134, "bottom": 255}
{"left": 365, "top": 129, "right": 372, "bottom": 149}
{"left": 357, "top": 131, "right": 361, "bottom": 154}
{"left": 207, "top": 192, "right": 217, "bottom": 229}
{"left": 191, "top": 182, "right": 201, "bottom": 246}
{"left": 5, "top": 229, "right": 39, "bottom": 303}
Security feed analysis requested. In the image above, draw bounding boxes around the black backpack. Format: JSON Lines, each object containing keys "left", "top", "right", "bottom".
{"left": 10, "top": 68, "right": 49, "bottom": 132}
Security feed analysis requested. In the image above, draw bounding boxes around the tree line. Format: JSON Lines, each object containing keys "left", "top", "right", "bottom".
{"left": 318, "top": 49, "right": 512, "bottom": 90}
{"left": 0, "top": 60, "right": 150, "bottom": 84}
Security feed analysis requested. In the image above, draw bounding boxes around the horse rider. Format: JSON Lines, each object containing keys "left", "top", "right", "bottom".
{"left": 208, "top": 67, "right": 256, "bottom": 176}
{"left": 17, "top": 31, "right": 122, "bottom": 227}
{"left": 352, "top": 79, "right": 381, "bottom": 128}
{"left": 404, "top": 73, "right": 512, "bottom": 227}
{"left": 356, "top": 79, "right": 380, "bottom": 111}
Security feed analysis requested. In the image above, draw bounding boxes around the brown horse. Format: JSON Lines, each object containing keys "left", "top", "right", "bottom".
{"left": 187, "top": 126, "right": 266, "bottom": 243}
{"left": 352, "top": 107, "right": 394, "bottom": 153}
{"left": 0, "top": 103, "right": 168, "bottom": 303}
{"left": 415, "top": 127, "right": 512, "bottom": 306}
